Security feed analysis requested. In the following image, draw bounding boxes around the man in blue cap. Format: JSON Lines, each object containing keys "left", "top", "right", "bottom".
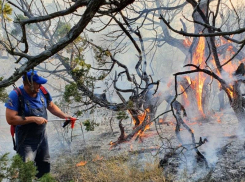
{"left": 5, "top": 70, "right": 72, "bottom": 178}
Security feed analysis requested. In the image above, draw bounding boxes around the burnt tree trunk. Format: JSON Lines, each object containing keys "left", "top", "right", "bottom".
{"left": 118, "top": 119, "right": 126, "bottom": 141}
{"left": 179, "top": 77, "right": 200, "bottom": 119}
{"left": 222, "top": 63, "right": 245, "bottom": 134}
{"left": 181, "top": 1, "right": 217, "bottom": 120}
{"left": 128, "top": 109, "right": 142, "bottom": 127}
{"left": 218, "top": 89, "right": 226, "bottom": 111}
{"left": 202, "top": 76, "right": 212, "bottom": 116}
{"left": 232, "top": 81, "right": 245, "bottom": 134}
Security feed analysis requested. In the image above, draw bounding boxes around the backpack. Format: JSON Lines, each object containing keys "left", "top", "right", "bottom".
{"left": 10, "top": 85, "right": 51, "bottom": 151}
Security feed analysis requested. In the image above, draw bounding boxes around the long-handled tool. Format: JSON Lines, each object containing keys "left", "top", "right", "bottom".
{"left": 48, "top": 117, "right": 79, "bottom": 129}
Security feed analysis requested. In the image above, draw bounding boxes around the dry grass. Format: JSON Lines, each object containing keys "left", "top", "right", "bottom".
{"left": 51, "top": 150, "right": 245, "bottom": 182}
{"left": 80, "top": 157, "right": 168, "bottom": 182}
{"left": 52, "top": 151, "right": 172, "bottom": 182}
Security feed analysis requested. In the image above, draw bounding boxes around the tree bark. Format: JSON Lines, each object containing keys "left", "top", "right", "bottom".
{"left": 232, "top": 81, "right": 245, "bottom": 134}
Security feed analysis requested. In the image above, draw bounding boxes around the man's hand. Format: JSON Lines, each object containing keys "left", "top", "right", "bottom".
{"left": 34, "top": 117, "right": 48, "bottom": 125}
{"left": 65, "top": 115, "right": 73, "bottom": 120}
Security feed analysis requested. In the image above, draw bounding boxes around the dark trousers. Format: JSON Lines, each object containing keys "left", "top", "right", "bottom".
{"left": 17, "top": 130, "right": 50, "bottom": 178}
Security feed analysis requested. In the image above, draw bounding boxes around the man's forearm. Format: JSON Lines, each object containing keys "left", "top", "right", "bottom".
{"left": 48, "top": 102, "right": 69, "bottom": 119}
{"left": 7, "top": 115, "right": 41, "bottom": 125}
{"left": 6, "top": 108, "right": 47, "bottom": 126}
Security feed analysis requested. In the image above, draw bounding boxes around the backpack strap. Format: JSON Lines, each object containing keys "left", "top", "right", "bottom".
{"left": 13, "top": 87, "right": 26, "bottom": 120}
{"left": 10, "top": 125, "right": 16, "bottom": 150}
{"left": 12, "top": 86, "right": 26, "bottom": 151}
{"left": 40, "top": 86, "right": 51, "bottom": 106}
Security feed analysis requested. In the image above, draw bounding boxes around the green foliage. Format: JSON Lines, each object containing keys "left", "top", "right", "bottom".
{"left": 0, "top": 0, "right": 12, "bottom": 21}
{"left": 63, "top": 82, "right": 82, "bottom": 103}
{"left": 71, "top": 57, "right": 91, "bottom": 70}
{"left": 71, "top": 59, "right": 95, "bottom": 89}
{"left": 92, "top": 46, "right": 111, "bottom": 67}
{"left": 12, "top": 14, "right": 37, "bottom": 35}
{"left": 0, "top": 153, "right": 56, "bottom": 182}
{"left": 72, "top": 57, "right": 91, "bottom": 77}
{"left": 10, "top": 155, "right": 37, "bottom": 182}
{"left": 72, "top": 57, "right": 91, "bottom": 74}
{"left": 127, "top": 100, "right": 134, "bottom": 109}
{"left": 74, "top": 110, "right": 83, "bottom": 117}
{"left": 39, "top": 173, "right": 56, "bottom": 182}
{"left": 90, "top": 109, "right": 94, "bottom": 114}
{"left": 97, "top": 72, "right": 107, "bottom": 80}
{"left": 0, "top": 153, "right": 37, "bottom": 182}
{"left": 116, "top": 111, "right": 129, "bottom": 120}
{"left": 0, "top": 77, "right": 8, "bottom": 102}
{"left": 62, "top": 57, "right": 96, "bottom": 109}
{"left": 83, "top": 119, "right": 99, "bottom": 131}
{"left": 53, "top": 22, "right": 71, "bottom": 39}
{"left": 12, "top": 15, "right": 28, "bottom": 33}
{"left": 0, "top": 153, "right": 9, "bottom": 181}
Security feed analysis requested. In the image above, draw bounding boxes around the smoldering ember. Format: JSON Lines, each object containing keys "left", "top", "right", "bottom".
{"left": 0, "top": 0, "right": 245, "bottom": 181}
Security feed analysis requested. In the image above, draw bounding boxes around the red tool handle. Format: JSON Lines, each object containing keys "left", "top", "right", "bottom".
{"left": 63, "top": 117, "right": 77, "bottom": 128}
{"left": 70, "top": 117, "right": 77, "bottom": 129}
{"left": 10, "top": 125, "right": 15, "bottom": 137}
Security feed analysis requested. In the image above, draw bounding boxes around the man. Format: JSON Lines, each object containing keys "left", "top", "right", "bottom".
{"left": 5, "top": 70, "right": 71, "bottom": 178}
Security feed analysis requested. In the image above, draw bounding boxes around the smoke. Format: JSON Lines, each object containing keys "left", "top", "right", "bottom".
{"left": 220, "top": 68, "right": 245, "bottom": 86}
{"left": 202, "top": 132, "right": 222, "bottom": 166}
{"left": 173, "top": 121, "right": 225, "bottom": 181}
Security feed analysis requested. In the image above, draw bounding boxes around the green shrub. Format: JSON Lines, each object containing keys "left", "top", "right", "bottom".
{"left": 39, "top": 173, "right": 56, "bottom": 182}
{"left": 83, "top": 119, "right": 99, "bottom": 131}
{"left": 0, "top": 153, "right": 56, "bottom": 182}
{"left": 0, "top": 153, "right": 37, "bottom": 182}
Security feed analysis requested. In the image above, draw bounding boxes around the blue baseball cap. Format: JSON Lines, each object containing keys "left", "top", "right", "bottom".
{"left": 23, "top": 70, "right": 47, "bottom": 84}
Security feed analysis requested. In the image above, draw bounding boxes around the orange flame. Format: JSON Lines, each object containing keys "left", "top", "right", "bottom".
{"left": 183, "top": 38, "right": 192, "bottom": 47}
{"left": 192, "top": 37, "right": 206, "bottom": 116}
{"left": 182, "top": 35, "right": 243, "bottom": 117}
{"left": 180, "top": 85, "right": 190, "bottom": 107}
{"left": 227, "top": 86, "right": 234, "bottom": 98}
{"left": 130, "top": 144, "right": 133, "bottom": 151}
{"left": 93, "top": 155, "right": 103, "bottom": 162}
{"left": 130, "top": 108, "right": 150, "bottom": 126}
{"left": 76, "top": 161, "right": 87, "bottom": 167}
{"left": 223, "top": 61, "right": 239, "bottom": 77}
{"left": 159, "top": 118, "right": 164, "bottom": 123}
{"left": 186, "top": 77, "right": 191, "bottom": 84}
{"left": 221, "top": 61, "right": 237, "bottom": 99}
{"left": 144, "top": 124, "right": 150, "bottom": 130}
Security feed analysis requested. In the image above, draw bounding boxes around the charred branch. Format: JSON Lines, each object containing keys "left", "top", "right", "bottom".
{"left": 159, "top": 14, "right": 245, "bottom": 39}
{"left": 126, "top": 1, "right": 188, "bottom": 23}
{"left": 234, "top": 63, "right": 245, "bottom": 76}
{"left": 175, "top": 64, "right": 233, "bottom": 102}
{"left": 114, "top": 71, "right": 136, "bottom": 95}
